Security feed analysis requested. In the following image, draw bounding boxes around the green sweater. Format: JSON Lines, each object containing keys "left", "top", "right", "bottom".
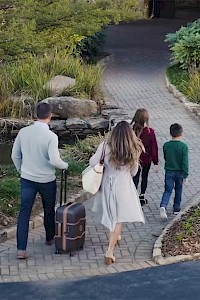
{"left": 163, "top": 140, "right": 189, "bottom": 178}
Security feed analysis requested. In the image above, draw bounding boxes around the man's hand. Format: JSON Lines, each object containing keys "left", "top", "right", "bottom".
{"left": 184, "top": 178, "right": 188, "bottom": 186}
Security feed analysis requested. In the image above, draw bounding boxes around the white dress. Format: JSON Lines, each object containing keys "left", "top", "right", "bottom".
{"left": 90, "top": 142, "right": 145, "bottom": 232}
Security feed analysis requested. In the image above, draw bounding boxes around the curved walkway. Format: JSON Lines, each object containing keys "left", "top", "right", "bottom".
{"left": 0, "top": 15, "right": 200, "bottom": 282}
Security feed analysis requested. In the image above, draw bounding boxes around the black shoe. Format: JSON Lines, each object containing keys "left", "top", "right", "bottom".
{"left": 173, "top": 209, "right": 181, "bottom": 215}
{"left": 139, "top": 195, "right": 148, "bottom": 206}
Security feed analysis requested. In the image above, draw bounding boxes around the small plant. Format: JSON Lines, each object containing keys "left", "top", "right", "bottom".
{"left": 181, "top": 72, "right": 200, "bottom": 103}
{"left": 0, "top": 177, "right": 21, "bottom": 217}
{"left": 184, "top": 216, "right": 194, "bottom": 235}
{"left": 194, "top": 207, "right": 200, "bottom": 217}
{"left": 176, "top": 232, "right": 184, "bottom": 243}
{"left": 166, "top": 65, "right": 189, "bottom": 93}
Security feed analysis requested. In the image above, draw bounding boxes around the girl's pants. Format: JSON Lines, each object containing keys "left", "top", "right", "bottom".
{"left": 133, "top": 164, "right": 151, "bottom": 195}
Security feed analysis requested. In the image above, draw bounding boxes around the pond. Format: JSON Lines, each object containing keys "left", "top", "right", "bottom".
{"left": 0, "top": 143, "right": 12, "bottom": 165}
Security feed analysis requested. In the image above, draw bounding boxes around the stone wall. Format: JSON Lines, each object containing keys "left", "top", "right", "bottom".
{"left": 0, "top": 104, "right": 132, "bottom": 144}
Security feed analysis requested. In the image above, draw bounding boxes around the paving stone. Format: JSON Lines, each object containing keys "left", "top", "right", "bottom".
{"left": 20, "top": 275, "right": 31, "bottom": 282}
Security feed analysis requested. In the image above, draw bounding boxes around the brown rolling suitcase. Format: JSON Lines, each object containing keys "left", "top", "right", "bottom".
{"left": 55, "top": 169, "right": 86, "bottom": 255}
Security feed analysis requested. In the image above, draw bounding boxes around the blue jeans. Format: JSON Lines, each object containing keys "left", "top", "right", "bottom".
{"left": 160, "top": 170, "right": 184, "bottom": 211}
{"left": 17, "top": 178, "right": 57, "bottom": 250}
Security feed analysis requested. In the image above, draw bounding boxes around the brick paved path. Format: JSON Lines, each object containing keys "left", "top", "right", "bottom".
{"left": 0, "top": 15, "right": 200, "bottom": 282}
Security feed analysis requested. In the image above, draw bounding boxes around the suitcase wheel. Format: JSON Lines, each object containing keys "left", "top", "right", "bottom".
{"left": 55, "top": 249, "right": 62, "bottom": 255}
{"left": 80, "top": 246, "right": 84, "bottom": 250}
{"left": 69, "top": 252, "right": 74, "bottom": 257}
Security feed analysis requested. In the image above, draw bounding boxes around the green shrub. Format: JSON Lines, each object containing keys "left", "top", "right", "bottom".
{"left": 166, "top": 65, "right": 200, "bottom": 103}
{"left": 182, "top": 72, "right": 200, "bottom": 103}
{"left": 166, "top": 19, "right": 200, "bottom": 45}
{"left": 0, "top": 52, "right": 104, "bottom": 117}
{"left": 166, "top": 19, "right": 200, "bottom": 70}
{"left": 67, "top": 160, "right": 87, "bottom": 176}
{"left": 62, "top": 133, "right": 107, "bottom": 164}
{"left": 166, "top": 65, "right": 189, "bottom": 93}
{"left": 0, "top": 0, "right": 144, "bottom": 62}
{"left": 0, "top": 0, "right": 144, "bottom": 118}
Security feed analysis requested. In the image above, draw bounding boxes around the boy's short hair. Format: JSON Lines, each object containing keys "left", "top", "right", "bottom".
{"left": 170, "top": 123, "right": 183, "bottom": 138}
{"left": 36, "top": 102, "right": 53, "bottom": 119}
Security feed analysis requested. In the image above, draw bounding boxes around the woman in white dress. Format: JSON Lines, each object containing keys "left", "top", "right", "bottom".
{"left": 89, "top": 121, "right": 145, "bottom": 265}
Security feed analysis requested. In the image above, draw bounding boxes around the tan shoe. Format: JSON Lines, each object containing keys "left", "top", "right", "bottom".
{"left": 17, "top": 250, "right": 28, "bottom": 259}
{"left": 105, "top": 250, "right": 116, "bottom": 265}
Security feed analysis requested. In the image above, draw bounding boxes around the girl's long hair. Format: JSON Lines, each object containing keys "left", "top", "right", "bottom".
{"left": 130, "top": 108, "right": 149, "bottom": 137}
{"left": 108, "top": 121, "right": 144, "bottom": 168}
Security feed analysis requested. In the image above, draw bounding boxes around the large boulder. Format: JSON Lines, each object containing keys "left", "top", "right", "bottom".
{"left": 42, "top": 96, "right": 98, "bottom": 118}
{"left": 44, "top": 75, "right": 76, "bottom": 96}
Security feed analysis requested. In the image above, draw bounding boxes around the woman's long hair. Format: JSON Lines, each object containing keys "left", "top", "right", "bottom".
{"left": 130, "top": 108, "right": 149, "bottom": 137}
{"left": 108, "top": 121, "right": 144, "bottom": 168}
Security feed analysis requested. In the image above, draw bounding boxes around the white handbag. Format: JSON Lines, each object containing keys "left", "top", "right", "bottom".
{"left": 82, "top": 142, "right": 106, "bottom": 195}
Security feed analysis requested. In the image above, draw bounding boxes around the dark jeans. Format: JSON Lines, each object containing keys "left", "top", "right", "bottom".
{"left": 160, "top": 170, "right": 184, "bottom": 211}
{"left": 133, "top": 164, "right": 151, "bottom": 195}
{"left": 17, "top": 178, "right": 57, "bottom": 251}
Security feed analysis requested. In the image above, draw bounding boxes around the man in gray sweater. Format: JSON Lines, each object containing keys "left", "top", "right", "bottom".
{"left": 12, "top": 102, "right": 68, "bottom": 259}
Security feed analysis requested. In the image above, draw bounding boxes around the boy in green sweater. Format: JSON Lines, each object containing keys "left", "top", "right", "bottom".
{"left": 160, "top": 123, "right": 189, "bottom": 221}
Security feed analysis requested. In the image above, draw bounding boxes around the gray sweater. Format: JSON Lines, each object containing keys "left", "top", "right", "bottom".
{"left": 11, "top": 121, "right": 68, "bottom": 183}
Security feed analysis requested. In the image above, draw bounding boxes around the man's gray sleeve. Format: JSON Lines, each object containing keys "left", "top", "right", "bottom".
{"left": 48, "top": 134, "right": 68, "bottom": 170}
{"left": 11, "top": 133, "right": 22, "bottom": 173}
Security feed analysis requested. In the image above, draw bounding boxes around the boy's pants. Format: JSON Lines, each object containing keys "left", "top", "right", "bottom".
{"left": 160, "top": 170, "right": 184, "bottom": 211}
{"left": 17, "top": 178, "right": 57, "bottom": 251}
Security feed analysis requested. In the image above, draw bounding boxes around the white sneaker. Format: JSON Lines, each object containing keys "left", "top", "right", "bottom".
{"left": 160, "top": 207, "right": 168, "bottom": 221}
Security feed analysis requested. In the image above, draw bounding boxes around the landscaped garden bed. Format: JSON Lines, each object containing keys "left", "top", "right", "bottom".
{"left": 165, "top": 18, "right": 200, "bottom": 104}
{"left": 162, "top": 205, "right": 200, "bottom": 257}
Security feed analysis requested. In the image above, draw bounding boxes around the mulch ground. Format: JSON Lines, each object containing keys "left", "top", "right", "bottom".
{"left": 162, "top": 205, "right": 200, "bottom": 257}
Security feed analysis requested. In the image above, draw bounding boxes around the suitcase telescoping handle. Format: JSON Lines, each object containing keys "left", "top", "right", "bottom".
{"left": 60, "top": 169, "right": 68, "bottom": 207}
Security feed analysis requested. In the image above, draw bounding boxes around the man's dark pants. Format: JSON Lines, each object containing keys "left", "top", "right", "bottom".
{"left": 17, "top": 178, "right": 57, "bottom": 251}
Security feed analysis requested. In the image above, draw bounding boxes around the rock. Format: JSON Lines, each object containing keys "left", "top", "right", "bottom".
{"left": 45, "top": 75, "right": 76, "bottom": 96}
{"left": 108, "top": 116, "right": 132, "bottom": 130}
{"left": 82, "top": 128, "right": 104, "bottom": 135}
{"left": 101, "top": 103, "right": 119, "bottom": 110}
{"left": 65, "top": 118, "right": 88, "bottom": 129}
{"left": 49, "top": 120, "right": 66, "bottom": 131}
{"left": 0, "top": 118, "right": 33, "bottom": 130}
{"left": 101, "top": 108, "right": 129, "bottom": 118}
{"left": 85, "top": 117, "right": 109, "bottom": 130}
{"left": 42, "top": 96, "right": 98, "bottom": 118}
